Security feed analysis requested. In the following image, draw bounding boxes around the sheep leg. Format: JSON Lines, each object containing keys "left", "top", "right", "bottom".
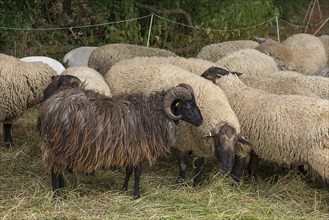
{"left": 230, "top": 155, "right": 246, "bottom": 183}
{"left": 193, "top": 157, "right": 205, "bottom": 187}
{"left": 133, "top": 164, "right": 141, "bottom": 199}
{"left": 122, "top": 166, "right": 133, "bottom": 193}
{"left": 177, "top": 151, "right": 188, "bottom": 182}
{"left": 248, "top": 150, "right": 260, "bottom": 179}
{"left": 51, "top": 168, "right": 64, "bottom": 196}
{"left": 3, "top": 123, "right": 13, "bottom": 148}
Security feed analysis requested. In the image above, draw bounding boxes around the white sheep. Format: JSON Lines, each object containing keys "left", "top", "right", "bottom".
{"left": 0, "top": 53, "right": 56, "bottom": 147}
{"left": 105, "top": 57, "right": 250, "bottom": 185}
{"left": 61, "top": 66, "right": 111, "bottom": 97}
{"left": 197, "top": 40, "right": 259, "bottom": 62}
{"left": 88, "top": 43, "right": 177, "bottom": 75}
{"left": 63, "top": 46, "right": 98, "bottom": 67}
{"left": 216, "top": 48, "right": 279, "bottom": 76}
{"left": 20, "top": 56, "right": 65, "bottom": 75}
{"left": 201, "top": 71, "right": 329, "bottom": 181}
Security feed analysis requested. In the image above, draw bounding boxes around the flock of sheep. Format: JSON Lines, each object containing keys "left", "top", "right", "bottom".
{"left": 0, "top": 33, "right": 328, "bottom": 198}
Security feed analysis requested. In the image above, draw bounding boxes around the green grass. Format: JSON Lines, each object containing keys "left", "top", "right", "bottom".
{"left": 1, "top": 106, "right": 328, "bottom": 220}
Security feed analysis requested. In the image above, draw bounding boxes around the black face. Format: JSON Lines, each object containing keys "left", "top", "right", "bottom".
{"left": 42, "top": 75, "right": 81, "bottom": 101}
{"left": 201, "top": 66, "right": 243, "bottom": 84}
{"left": 172, "top": 94, "right": 203, "bottom": 126}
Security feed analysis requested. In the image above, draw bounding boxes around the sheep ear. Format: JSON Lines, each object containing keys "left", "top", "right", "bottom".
{"left": 253, "top": 36, "right": 267, "bottom": 43}
{"left": 202, "top": 130, "right": 214, "bottom": 138}
{"left": 237, "top": 134, "right": 251, "bottom": 146}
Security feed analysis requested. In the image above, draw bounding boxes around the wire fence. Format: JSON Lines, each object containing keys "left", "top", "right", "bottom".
{"left": 0, "top": 13, "right": 328, "bottom": 61}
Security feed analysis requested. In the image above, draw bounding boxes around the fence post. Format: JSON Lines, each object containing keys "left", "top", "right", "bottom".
{"left": 146, "top": 13, "right": 154, "bottom": 47}
{"left": 275, "top": 16, "right": 280, "bottom": 43}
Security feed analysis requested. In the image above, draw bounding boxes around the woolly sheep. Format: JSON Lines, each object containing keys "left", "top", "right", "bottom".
{"left": 216, "top": 48, "right": 279, "bottom": 76}
{"left": 88, "top": 43, "right": 177, "bottom": 75}
{"left": 319, "top": 35, "right": 329, "bottom": 65}
{"left": 38, "top": 81, "right": 203, "bottom": 198}
{"left": 256, "top": 34, "right": 328, "bottom": 75}
{"left": 61, "top": 66, "right": 112, "bottom": 97}
{"left": 106, "top": 57, "right": 250, "bottom": 185}
{"left": 201, "top": 71, "right": 329, "bottom": 181}
{"left": 20, "top": 56, "right": 65, "bottom": 75}
{"left": 0, "top": 53, "right": 56, "bottom": 147}
{"left": 63, "top": 46, "right": 98, "bottom": 67}
{"left": 197, "top": 40, "right": 259, "bottom": 62}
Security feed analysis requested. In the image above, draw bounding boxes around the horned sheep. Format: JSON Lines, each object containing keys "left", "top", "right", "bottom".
{"left": 201, "top": 70, "right": 329, "bottom": 181}
{"left": 0, "top": 53, "right": 56, "bottom": 147}
{"left": 38, "top": 79, "right": 203, "bottom": 198}
{"left": 105, "top": 57, "right": 250, "bottom": 186}
{"left": 88, "top": 43, "right": 177, "bottom": 75}
{"left": 197, "top": 40, "right": 259, "bottom": 62}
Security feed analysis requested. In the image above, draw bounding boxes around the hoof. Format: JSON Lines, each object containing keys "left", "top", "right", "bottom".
{"left": 176, "top": 176, "right": 187, "bottom": 184}
{"left": 4, "top": 142, "right": 13, "bottom": 148}
{"left": 133, "top": 194, "right": 141, "bottom": 199}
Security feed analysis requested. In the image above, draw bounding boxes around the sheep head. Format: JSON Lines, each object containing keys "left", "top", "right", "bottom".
{"left": 203, "top": 122, "right": 251, "bottom": 174}
{"left": 201, "top": 66, "right": 243, "bottom": 84}
{"left": 163, "top": 83, "right": 203, "bottom": 126}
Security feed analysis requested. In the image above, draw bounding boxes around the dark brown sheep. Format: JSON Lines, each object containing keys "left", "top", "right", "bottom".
{"left": 38, "top": 81, "right": 203, "bottom": 198}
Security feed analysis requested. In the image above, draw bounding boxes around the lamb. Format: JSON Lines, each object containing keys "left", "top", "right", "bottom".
{"left": 105, "top": 57, "right": 250, "bottom": 186}
{"left": 61, "top": 66, "right": 112, "bottom": 97}
{"left": 0, "top": 53, "right": 56, "bottom": 147}
{"left": 63, "top": 46, "right": 98, "bottom": 67}
{"left": 197, "top": 40, "right": 259, "bottom": 62}
{"left": 20, "top": 56, "right": 65, "bottom": 75}
{"left": 201, "top": 69, "right": 329, "bottom": 181}
{"left": 255, "top": 34, "right": 328, "bottom": 75}
{"left": 88, "top": 43, "right": 177, "bottom": 75}
{"left": 216, "top": 48, "right": 279, "bottom": 76}
{"left": 38, "top": 81, "right": 203, "bottom": 198}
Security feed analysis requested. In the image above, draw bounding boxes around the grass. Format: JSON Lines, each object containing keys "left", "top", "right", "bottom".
{"left": 1, "top": 106, "right": 329, "bottom": 220}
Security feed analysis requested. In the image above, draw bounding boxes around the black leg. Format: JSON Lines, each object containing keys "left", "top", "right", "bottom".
{"left": 122, "top": 166, "right": 133, "bottom": 192}
{"left": 193, "top": 157, "right": 205, "bottom": 187}
{"left": 230, "top": 155, "right": 246, "bottom": 183}
{"left": 178, "top": 151, "right": 188, "bottom": 182}
{"left": 4, "top": 123, "right": 13, "bottom": 148}
{"left": 51, "top": 168, "right": 64, "bottom": 196}
{"left": 133, "top": 163, "right": 141, "bottom": 199}
{"left": 248, "top": 150, "right": 260, "bottom": 179}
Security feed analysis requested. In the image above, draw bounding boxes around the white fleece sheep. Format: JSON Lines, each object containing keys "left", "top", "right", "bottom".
{"left": 216, "top": 48, "right": 279, "bottom": 76}
{"left": 207, "top": 73, "right": 329, "bottom": 181}
{"left": 20, "top": 56, "right": 65, "bottom": 75}
{"left": 63, "top": 46, "right": 98, "bottom": 67}
{"left": 88, "top": 43, "right": 177, "bottom": 75}
{"left": 319, "top": 35, "right": 329, "bottom": 65}
{"left": 197, "top": 40, "right": 259, "bottom": 62}
{"left": 0, "top": 53, "right": 56, "bottom": 147}
{"left": 105, "top": 57, "right": 249, "bottom": 184}
{"left": 61, "top": 66, "right": 111, "bottom": 97}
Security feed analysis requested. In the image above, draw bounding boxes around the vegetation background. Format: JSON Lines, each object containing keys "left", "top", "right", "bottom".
{"left": 0, "top": 0, "right": 329, "bottom": 219}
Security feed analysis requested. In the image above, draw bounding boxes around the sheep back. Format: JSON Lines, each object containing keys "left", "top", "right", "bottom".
{"left": 63, "top": 46, "right": 98, "bottom": 67}
{"left": 216, "top": 49, "right": 278, "bottom": 76}
{"left": 62, "top": 66, "right": 112, "bottom": 97}
{"left": 0, "top": 53, "right": 56, "bottom": 122}
{"left": 20, "top": 56, "right": 65, "bottom": 75}
{"left": 319, "top": 35, "right": 329, "bottom": 65}
{"left": 281, "top": 33, "right": 328, "bottom": 75}
{"left": 106, "top": 57, "right": 240, "bottom": 158}
{"left": 88, "top": 43, "right": 177, "bottom": 75}
{"left": 38, "top": 87, "right": 177, "bottom": 174}
{"left": 197, "top": 40, "right": 259, "bottom": 62}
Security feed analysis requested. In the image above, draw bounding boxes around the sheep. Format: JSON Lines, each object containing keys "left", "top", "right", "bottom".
{"left": 38, "top": 80, "right": 203, "bottom": 198}
{"left": 201, "top": 69, "right": 329, "bottom": 181}
{"left": 63, "top": 46, "right": 98, "bottom": 67}
{"left": 319, "top": 35, "right": 329, "bottom": 64}
{"left": 61, "top": 66, "right": 112, "bottom": 97}
{"left": 312, "top": 67, "right": 329, "bottom": 78}
{"left": 216, "top": 48, "right": 279, "bottom": 76}
{"left": 197, "top": 40, "right": 259, "bottom": 63}
{"left": 255, "top": 34, "right": 328, "bottom": 75}
{"left": 20, "top": 56, "right": 65, "bottom": 75}
{"left": 0, "top": 53, "right": 56, "bottom": 147}
{"left": 105, "top": 57, "right": 250, "bottom": 186}
{"left": 88, "top": 43, "right": 177, "bottom": 75}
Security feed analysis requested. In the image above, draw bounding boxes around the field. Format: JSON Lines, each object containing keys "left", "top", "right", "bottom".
{"left": 1, "top": 106, "right": 329, "bottom": 220}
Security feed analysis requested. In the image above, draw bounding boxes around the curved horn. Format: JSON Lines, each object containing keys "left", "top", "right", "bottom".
{"left": 163, "top": 84, "right": 193, "bottom": 120}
